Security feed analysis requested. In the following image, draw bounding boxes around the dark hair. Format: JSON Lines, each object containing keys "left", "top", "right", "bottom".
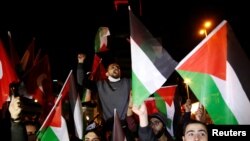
{"left": 85, "top": 128, "right": 100, "bottom": 136}
{"left": 106, "top": 62, "right": 120, "bottom": 70}
{"left": 183, "top": 119, "right": 208, "bottom": 135}
{"left": 84, "top": 128, "right": 102, "bottom": 140}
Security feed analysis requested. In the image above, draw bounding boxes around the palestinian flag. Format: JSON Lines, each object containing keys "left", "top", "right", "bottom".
{"left": 0, "top": 40, "right": 18, "bottom": 109}
{"left": 145, "top": 85, "right": 178, "bottom": 137}
{"left": 61, "top": 70, "right": 84, "bottom": 139}
{"left": 94, "top": 27, "right": 110, "bottom": 53}
{"left": 37, "top": 70, "right": 83, "bottom": 140}
{"left": 176, "top": 20, "right": 250, "bottom": 124}
{"left": 129, "top": 8, "right": 177, "bottom": 106}
{"left": 37, "top": 98, "right": 69, "bottom": 141}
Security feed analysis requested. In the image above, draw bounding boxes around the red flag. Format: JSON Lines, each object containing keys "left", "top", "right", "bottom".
{"left": 8, "top": 31, "right": 20, "bottom": 68}
{"left": 23, "top": 55, "right": 54, "bottom": 117}
{"left": 90, "top": 54, "right": 107, "bottom": 81}
{"left": 20, "top": 37, "right": 35, "bottom": 72}
{"left": 33, "top": 48, "right": 42, "bottom": 66}
{"left": 0, "top": 40, "right": 19, "bottom": 109}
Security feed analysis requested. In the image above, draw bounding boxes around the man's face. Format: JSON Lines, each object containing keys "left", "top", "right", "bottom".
{"left": 106, "top": 63, "right": 121, "bottom": 79}
{"left": 182, "top": 123, "right": 208, "bottom": 141}
{"left": 149, "top": 117, "right": 164, "bottom": 135}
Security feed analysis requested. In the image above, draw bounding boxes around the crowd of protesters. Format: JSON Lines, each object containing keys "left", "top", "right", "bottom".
{"left": 0, "top": 38, "right": 211, "bottom": 141}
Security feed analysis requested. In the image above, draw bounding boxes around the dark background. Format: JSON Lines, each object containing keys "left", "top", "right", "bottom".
{"left": 0, "top": 0, "right": 249, "bottom": 82}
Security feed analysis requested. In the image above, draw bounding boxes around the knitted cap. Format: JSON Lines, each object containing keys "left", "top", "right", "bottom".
{"left": 148, "top": 112, "right": 167, "bottom": 127}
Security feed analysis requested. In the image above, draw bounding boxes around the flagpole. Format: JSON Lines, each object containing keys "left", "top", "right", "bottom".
{"left": 186, "top": 84, "right": 190, "bottom": 99}
{"left": 184, "top": 78, "right": 191, "bottom": 99}
{"left": 37, "top": 70, "right": 73, "bottom": 132}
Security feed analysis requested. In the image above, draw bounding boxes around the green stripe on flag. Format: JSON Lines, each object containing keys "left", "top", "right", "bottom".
{"left": 154, "top": 93, "right": 167, "bottom": 117}
{"left": 177, "top": 70, "right": 238, "bottom": 124}
{"left": 37, "top": 127, "right": 59, "bottom": 141}
{"left": 132, "top": 71, "right": 150, "bottom": 106}
{"left": 154, "top": 93, "right": 172, "bottom": 128}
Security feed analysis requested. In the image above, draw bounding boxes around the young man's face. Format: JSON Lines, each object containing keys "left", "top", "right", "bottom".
{"left": 149, "top": 117, "right": 164, "bottom": 136}
{"left": 106, "top": 63, "right": 121, "bottom": 79}
{"left": 182, "top": 123, "right": 208, "bottom": 141}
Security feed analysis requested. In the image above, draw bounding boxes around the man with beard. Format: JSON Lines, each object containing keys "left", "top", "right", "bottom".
{"left": 149, "top": 113, "right": 174, "bottom": 141}
{"left": 77, "top": 53, "right": 133, "bottom": 141}
{"left": 132, "top": 101, "right": 174, "bottom": 141}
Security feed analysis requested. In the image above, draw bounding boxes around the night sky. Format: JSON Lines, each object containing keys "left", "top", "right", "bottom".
{"left": 0, "top": 0, "right": 249, "bottom": 82}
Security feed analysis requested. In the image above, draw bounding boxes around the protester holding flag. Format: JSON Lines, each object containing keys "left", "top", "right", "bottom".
{"left": 77, "top": 53, "right": 134, "bottom": 141}
{"left": 132, "top": 101, "right": 174, "bottom": 141}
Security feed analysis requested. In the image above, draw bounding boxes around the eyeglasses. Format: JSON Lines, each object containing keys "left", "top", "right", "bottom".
{"left": 149, "top": 120, "right": 161, "bottom": 127}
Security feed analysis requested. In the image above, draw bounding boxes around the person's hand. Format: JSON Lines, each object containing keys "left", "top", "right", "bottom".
{"left": 78, "top": 53, "right": 86, "bottom": 63}
{"left": 132, "top": 102, "right": 147, "bottom": 117}
{"left": 184, "top": 99, "right": 192, "bottom": 112}
{"left": 132, "top": 102, "right": 148, "bottom": 127}
{"left": 127, "top": 91, "right": 133, "bottom": 116}
{"left": 128, "top": 91, "right": 133, "bottom": 108}
{"left": 195, "top": 104, "right": 206, "bottom": 122}
{"left": 9, "top": 95, "right": 22, "bottom": 122}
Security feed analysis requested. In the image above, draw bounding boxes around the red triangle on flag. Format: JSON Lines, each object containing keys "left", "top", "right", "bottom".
{"left": 177, "top": 25, "right": 227, "bottom": 80}
{"left": 156, "top": 85, "right": 177, "bottom": 106}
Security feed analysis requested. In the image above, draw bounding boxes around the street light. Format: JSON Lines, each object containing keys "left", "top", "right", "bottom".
{"left": 199, "top": 29, "right": 207, "bottom": 37}
{"left": 204, "top": 21, "right": 211, "bottom": 28}
{"left": 199, "top": 21, "right": 212, "bottom": 37}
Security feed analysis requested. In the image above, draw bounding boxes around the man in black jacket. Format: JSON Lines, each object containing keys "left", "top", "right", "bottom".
{"left": 0, "top": 95, "right": 27, "bottom": 141}
{"left": 132, "top": 101, "right": 174, "bottom": 141}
